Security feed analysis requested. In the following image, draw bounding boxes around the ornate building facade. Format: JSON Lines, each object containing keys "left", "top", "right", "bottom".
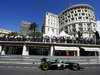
{"left": 42, "top": 12, "right": 59, "bottom": 35}
{"left": 59, "top": 4, "right": 96, "bottom": 38}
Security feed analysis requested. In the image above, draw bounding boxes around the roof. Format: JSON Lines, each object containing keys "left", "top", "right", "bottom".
{"left": 67, "top": 4, "right": 94, "bottom": 10}
{"left": 59, "top": 4, "right": 94, "bottom": 15}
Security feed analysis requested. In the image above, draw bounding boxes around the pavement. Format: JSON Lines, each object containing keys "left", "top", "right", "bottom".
{"left": 0, "top": 63, "right": 100, "bottom": 75}
{"left": 0, "top": 61, "right": 100, "bottom": 69}
{"left": 0, "top": 58, "right": 100, "bottom": 66}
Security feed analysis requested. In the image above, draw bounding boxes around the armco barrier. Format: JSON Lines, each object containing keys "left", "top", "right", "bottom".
{"left": 0, "top": 55, "right": 100, "bottom": 64}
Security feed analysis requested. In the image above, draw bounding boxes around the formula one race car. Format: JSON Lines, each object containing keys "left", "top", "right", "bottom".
{"left": 39, "top": 58, "right": 82, "bottom": 71}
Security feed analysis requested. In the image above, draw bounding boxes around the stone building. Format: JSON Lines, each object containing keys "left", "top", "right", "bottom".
{"left": 42, "top": 12, "right": 59, "bottom": 35}
{"left": 59, "top": 4, "right": 96, "bottom": 38}
{"left": 20, "top": 20, "right": 32, "bottom": 35}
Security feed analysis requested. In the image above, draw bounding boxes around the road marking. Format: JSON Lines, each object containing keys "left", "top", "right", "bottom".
{"left": 85, "top": 66, "right": 100, "bottom": 69}
{"left": 0, "top": 65, "right": 37, "bottom": 69}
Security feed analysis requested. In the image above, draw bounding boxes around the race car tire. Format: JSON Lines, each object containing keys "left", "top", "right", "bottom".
{"left": 72, "top": 64, "right": 79, "bottom": 71}
{"left": 41, "top": 63, "right": 49, "bottom": 71}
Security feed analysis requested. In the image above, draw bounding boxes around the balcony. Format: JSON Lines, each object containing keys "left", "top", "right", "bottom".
{"left": 0, "top": 35, "right": 99, "bottom": 45}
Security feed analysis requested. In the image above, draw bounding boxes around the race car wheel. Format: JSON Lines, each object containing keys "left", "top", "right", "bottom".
{"left": 41, "top": 63, "right": 49, "bottom": 71}
{"left": 72, "top": 64, "right": 79, "bottom": 71}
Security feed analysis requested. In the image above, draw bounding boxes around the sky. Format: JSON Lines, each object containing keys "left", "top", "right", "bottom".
{"left": 0, "top": 0, "right": 100, "bottom": 32}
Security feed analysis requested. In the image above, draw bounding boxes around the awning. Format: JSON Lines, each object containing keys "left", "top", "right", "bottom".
{"left": 81, "top": 47, "right": 100, "bottom": 51}
{"left": 58, "top": 31, "right": 71, "bottom": 38}
{"left": 43, "top": 30, "right": 58, "bottom": 38}
{"left": 55, "top": 46, "right": 79, "bottom": 51}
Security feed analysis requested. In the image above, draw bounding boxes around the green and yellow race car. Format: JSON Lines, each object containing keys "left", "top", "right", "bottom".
{"left": 39, "top": 58, "right": 82, "bottom": 71}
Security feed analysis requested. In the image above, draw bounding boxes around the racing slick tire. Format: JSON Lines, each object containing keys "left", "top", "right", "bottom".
{"left": 40, "top": 63, "right": 49, "bottom": 71}
{"left": 72, "top": 64, "right": 80, "bottom": 71}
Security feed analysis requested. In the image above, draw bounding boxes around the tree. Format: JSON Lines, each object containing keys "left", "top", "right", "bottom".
{"left": 35, "top": 32, "right": 43, "bottom": 37}
{"left": 8, "top": 32, "right": 18, "bottom": 37}
{"left": 29, "top": 32, "right": 43, "bottom": 37}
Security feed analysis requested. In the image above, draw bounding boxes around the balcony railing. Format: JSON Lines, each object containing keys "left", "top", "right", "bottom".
{"left": 0, "top": 36, "right": 100, "bottom": 45}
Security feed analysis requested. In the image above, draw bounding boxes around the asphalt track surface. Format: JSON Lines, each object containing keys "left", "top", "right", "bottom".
{"left": 0, "top": 64, "right": 100, "bottom": 75}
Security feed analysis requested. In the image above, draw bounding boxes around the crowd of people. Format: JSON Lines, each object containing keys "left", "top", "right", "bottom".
{"left": 43, "top": 36, "right": 98, "bottom": 44}
{"left": 0, "top": 34, "right": 99, "bottom": 44}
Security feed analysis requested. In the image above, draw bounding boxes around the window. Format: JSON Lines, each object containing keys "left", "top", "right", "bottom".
{"left": 65, "top": 20, "right": 68, "bottom": 22}
{"left": 74, "top": 14, "right": 77, "bottom": 16}
{"left": 63, "top": 12, "right": 65, "bottom": 15}
{"left": 86, "top": 17, "right": 88, "bottom": 19}
{"left": 88, "top": 14, "right": 90, "bottom": 16}
{"left": 71, "top": 11, "right": 73, "bottom": 13}
{"left": 93, "top": 25, "right": 95, "bottom": 27}
{"left": 65, "top": 10, "right": 67, "bottom": 13}
{"left": 52, "top": 29, "right": 54, "bottom": 32}
{"left": 65, "top": 14, "right": 67, "bottom": 16}
{"left": 72, "top": 15, "right": 73, "bottom": 17}
{"left": 60, "top": 16, "right": 62, "bottom": 18}
{"left": 79, "top": 13, "right": 81, "bottom": 16}
{"left": 85, "top": 9, "right": 87, "bottom": 12}
{"left": 78, "top": 10, "right": 81, "bottom": 12}
{"left": 82, "top": 13, "right": 85, "bottom": 15}
{"left": 78, "top": 17, "right": 82, "bottom": 19}
{"left": 69, "top": 19, "right": 70, "bottom": 22}
{"left": 68, "top": 15, "right": 70, "bottom": 18}
{"left": 71, "top": 18, "right": 74, "bottom": 20}
{"left": 86, "top": 13, "right": 88, "bottom": 16}
{"left": 76, "top": 18, "right": 77, "bottom": 21}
